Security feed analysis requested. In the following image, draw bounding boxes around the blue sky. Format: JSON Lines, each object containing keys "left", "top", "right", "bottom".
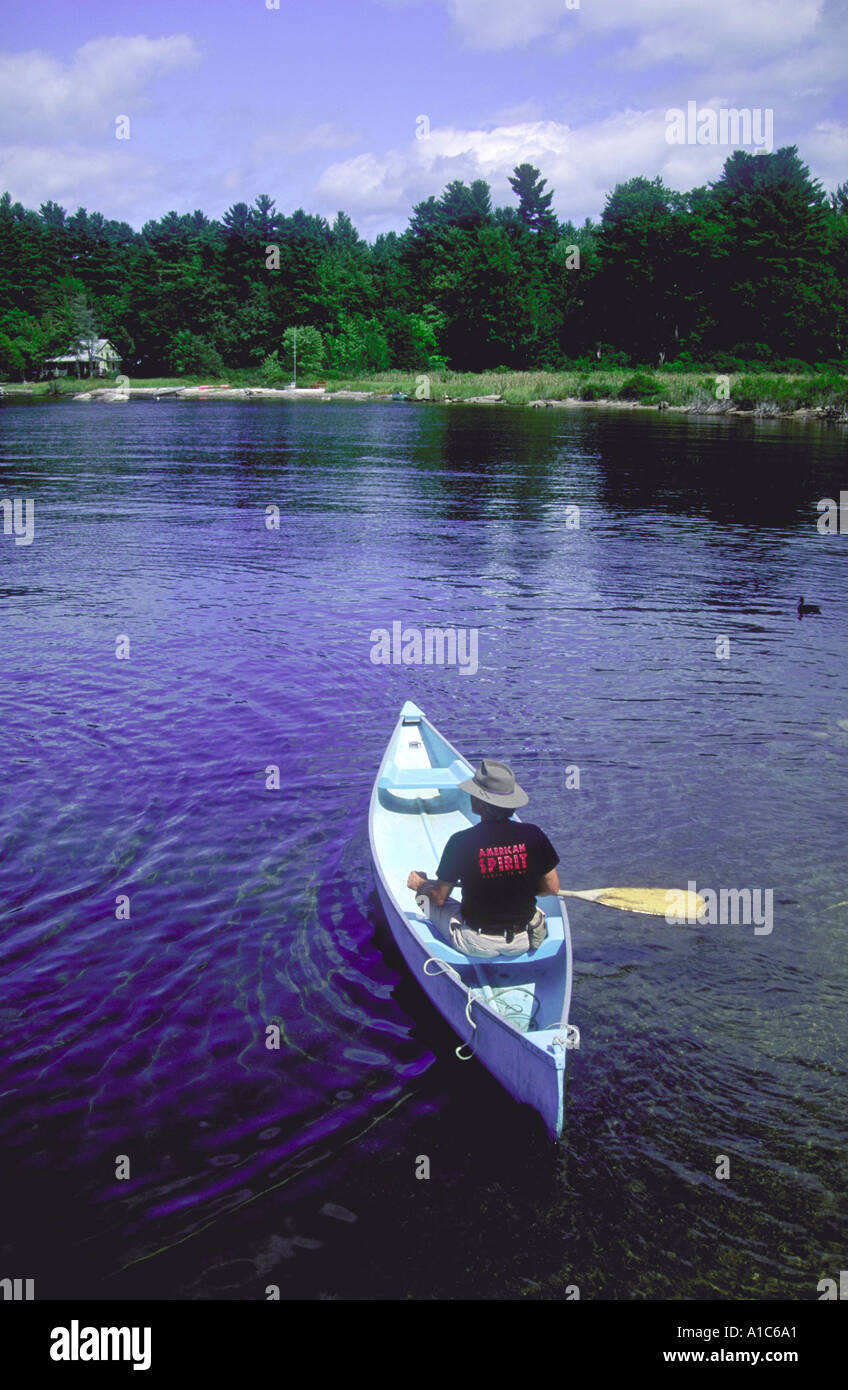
{"left": 1, "top": 0, "right": 845, "bottom": 237}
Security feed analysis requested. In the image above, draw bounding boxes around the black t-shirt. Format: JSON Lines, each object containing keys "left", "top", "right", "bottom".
{"left": 436, "top": 820, "right": 559, "bottom": 929}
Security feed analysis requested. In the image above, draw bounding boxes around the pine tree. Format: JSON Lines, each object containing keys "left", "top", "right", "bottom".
{"left": 508, "top": 164, "right": 557, "bottom": 234}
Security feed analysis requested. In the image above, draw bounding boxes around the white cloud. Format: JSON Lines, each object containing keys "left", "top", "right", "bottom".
{"left": 314, "top": 101, "right": 847, "bottom": 235}
{"left": 488, "top": 100, "right": 545, "bottom": 127}
{"left": 296, "top": 123, "right": 361, "bottom": 152}
{"left": 0, "top": 143, "right": 162, "bottom": 212}
{"left": 314, "top": 113, "right": 678, "bottom": 229}
{"left": 250, "top": 123, "right": 361, "bottom": 160}
{"left": 444, "top": 0, "right": 568, "bottom": 50}
{"left": 443, "top": 0, "right": 826, "bottom": 64}
{"left": 336, "top": 0, "right": 843, "bottom": 235}
{"left": 598, "top": 0, "right": 824, "bottom": 67}
{"left": 802, "top": 121, "right": 848, "bottom": 194}
{"left": 0, "top": 34, "right": 201, "bottom": 138}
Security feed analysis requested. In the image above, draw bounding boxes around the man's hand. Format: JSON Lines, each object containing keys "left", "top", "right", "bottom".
{"left": 408, "top": 874, "right": 454, "bottom": 908}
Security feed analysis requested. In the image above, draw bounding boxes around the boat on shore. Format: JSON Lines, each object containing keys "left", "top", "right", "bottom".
{"left": 369, "top": 700, "right": 576, "bottom": 1138}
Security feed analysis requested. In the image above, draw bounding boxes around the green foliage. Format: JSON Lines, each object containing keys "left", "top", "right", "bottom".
{"left": 324, "top": 315, "right": 391, "bottom": 373}
{"left": 508, "top": 164, "right": 558, "bottom": 235}
{"left": 596, "top": 348, "right": 630, "bottom": 370}
{"left": 71, "top": 294, "right": 98, "bottom": 353}
{"left": 0, "top": 145, "right": 847, "bottom": 379}
{"left": 0, "top": 328, "right": 26, "bottom": 378}
{"left": 381, "top": 310, "right": 437, "bottom": 370}
{"left": 166, "top": 329, "right": 224, "bottom": 376}
{"left": 731, "top": 343, "right": 773, "bottom": 368}
{"left": 772, "top": 357, "right": 813, "bottom": 374}
{"left": 0, "top": 306, "right": 66, "bottom": 379}
{"left": 711, "top": 150, "right": 836, "bottom": 361}
{"left": 709, "top": 352, "right": 746, "bottom": 374}
{"left": 259, "top": 350, "right": 287, "bottom": 384}
{"left": 618, "top": 372, "right": 662, "bottom": 402}
{"left": 282, "top": 325, "right": 324, "bottom": 375}
{"left": 731, "top": 373, "right": 848, "bottom": 411}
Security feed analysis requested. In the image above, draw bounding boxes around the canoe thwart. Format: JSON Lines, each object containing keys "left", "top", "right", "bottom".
{"left": 378, "top": 758, "right": 469, "bottom": 790}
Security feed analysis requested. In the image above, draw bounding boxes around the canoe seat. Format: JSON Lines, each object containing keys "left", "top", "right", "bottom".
{"left": 378, "top": 759, "right": 469, "bottom": 791}
{"left": 407, "top": 911, "right": 566, "bottom": 967}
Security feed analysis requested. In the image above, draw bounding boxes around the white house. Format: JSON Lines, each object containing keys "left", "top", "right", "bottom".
{"left": 43, "top": 339, "right": 123, "bottom": 379}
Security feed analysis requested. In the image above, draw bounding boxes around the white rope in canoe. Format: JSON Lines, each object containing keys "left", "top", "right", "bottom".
{"left": 422, "top": 960, "right": 579, "bottom": 1054}
{"left": 486, "top": 984, "right": 540, "bottom": 1029}
{"left": 423, "top": 956, "right": 478, "bottom": 1060}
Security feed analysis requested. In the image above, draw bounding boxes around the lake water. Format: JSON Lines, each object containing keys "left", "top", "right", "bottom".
{"left": 1, "top": 399, "right": 846, "bottom": 1301}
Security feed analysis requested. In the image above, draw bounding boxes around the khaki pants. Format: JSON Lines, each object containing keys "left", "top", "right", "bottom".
{"left": 417, "top": 895, "right": 546, "bottom": 959}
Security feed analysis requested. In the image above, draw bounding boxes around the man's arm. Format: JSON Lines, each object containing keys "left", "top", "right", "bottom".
{"left": 537, "top": 867, "right": 561, "bottom": 896}
{"left": 407, "top": 870, "right": 454, "bottom": 908}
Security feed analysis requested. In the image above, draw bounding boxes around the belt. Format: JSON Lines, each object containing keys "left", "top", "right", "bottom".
{"left": 471, "top": 908, "right": 543, "bottom": 939}
{"left": 473, "top": 923, "right": 534, "bottom": 939}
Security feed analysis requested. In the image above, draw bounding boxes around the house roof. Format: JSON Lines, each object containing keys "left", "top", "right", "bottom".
{"left": 45, "top": 338, "right": 122, "bottom": 363}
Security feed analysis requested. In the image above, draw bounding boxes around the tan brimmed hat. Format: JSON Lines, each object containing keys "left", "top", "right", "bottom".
{"left": 459, "top": 759, "right": 528, "bottom": 808}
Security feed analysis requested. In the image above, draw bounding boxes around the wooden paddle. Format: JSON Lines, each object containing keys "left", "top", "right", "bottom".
{"left": 558, "top": 887, "right": 706, "bottom": 918}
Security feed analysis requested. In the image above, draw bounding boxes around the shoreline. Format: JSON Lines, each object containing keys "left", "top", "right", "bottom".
{"left": 2, "top": 379, "right": 847, "bottom": 424}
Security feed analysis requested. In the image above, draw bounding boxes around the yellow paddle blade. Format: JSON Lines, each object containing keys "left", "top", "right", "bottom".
{"left": 559, "top": 888, "right": 707, "bottom": 918}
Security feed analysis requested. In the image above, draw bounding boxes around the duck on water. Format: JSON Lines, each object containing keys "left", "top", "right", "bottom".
{"left": 798, "top": 596, "right": 822, "bottom": 617}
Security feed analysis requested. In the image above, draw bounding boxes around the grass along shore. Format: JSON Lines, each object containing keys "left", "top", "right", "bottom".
{"left": 3, "top": 368, "right": 848, "bottom": 418}
{"left": 332, "top": 368, "right": 848, "bottom": 416}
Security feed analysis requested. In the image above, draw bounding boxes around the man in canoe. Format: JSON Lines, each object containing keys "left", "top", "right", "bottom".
{"left": 406, "top": 760, "right": 560, "bottom": 957}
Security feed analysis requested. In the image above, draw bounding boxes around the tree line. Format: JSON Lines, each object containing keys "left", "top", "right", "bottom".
{"left": 1, "top": 146, "right": 846, "bottom": 380}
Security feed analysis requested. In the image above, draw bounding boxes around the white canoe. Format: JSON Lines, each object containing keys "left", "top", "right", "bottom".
{"left": 369, "top": 700, "right": 576, "bottom": 1138}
